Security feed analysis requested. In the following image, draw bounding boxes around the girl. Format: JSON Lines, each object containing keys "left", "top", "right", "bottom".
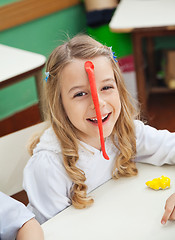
{"left": 0, "top": 192, "right": 44, "bottom": 240}
{"left": 23, "top": 34, "right": 175, "bottom": 225}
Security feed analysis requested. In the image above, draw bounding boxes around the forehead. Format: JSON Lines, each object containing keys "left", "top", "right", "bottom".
{"left": 60, "top": 56, "right": 114, "bottom": 89}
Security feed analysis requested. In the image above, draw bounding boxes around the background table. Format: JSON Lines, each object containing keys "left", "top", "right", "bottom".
{"left": 42, "top": 163, "right": 175, "bottom": 240}
{"left": 109, "top": 0, "right": 175, "bottom": 114}
{"left": 0, "top": 44, "right": 46, "bottom": 115}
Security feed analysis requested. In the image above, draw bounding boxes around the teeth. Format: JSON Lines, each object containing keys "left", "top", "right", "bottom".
{"left": 91, "top": 118, "right": 97, "bottom": 121}
{"left": 90, "top": 114, "right": 108, "bottom": 121}
{"left": 102, "top": 114, "right": 108, "bottom": 120}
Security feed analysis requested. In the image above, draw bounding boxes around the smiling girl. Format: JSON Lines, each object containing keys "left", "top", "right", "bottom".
{"left": 23, "top": 34, "right": 175, "bottom": 225}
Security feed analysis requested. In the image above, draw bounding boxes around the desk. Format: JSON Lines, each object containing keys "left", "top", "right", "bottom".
{"left": 0, "top": 44, "right": 46, "bottom": 114}
{"left": 109, "top": 0, "right": 175, "bottom": 113}
{"left": 42, "top": 163, "right": 175, "bottom": 240}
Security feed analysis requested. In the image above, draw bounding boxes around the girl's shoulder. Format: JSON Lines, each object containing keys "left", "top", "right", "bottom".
{"left": 134, "top": 119, "right": 151, "bottom": 133}
{"left": 24, "top": 127, "right": 71, "bottom": 189}
{"left": 134, "top": 119, "right": 144, "bottom": 128}
{"left": 134, "top": 119, "right": 160, "bottom": 135}
{"left": 134, "top": 119, "right": 153, "bottom": 139}
{"left": 25, "top": 127, "right": 66, "bottom": 178}
{"left": 33, "top": 127, "right": 62, "bottom": 155}
{"left": 133, "top": 119, "right": 172, "bottom": 142}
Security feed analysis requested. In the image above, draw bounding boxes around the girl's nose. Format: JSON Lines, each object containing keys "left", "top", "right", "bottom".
{"left": 98, "top": 94, "right": 106, "bottom": 108}
{"left": 89, "top": 96, "right": 95, "bottom": 110}
{"left": 89, "top": 93, "right": 105, "bottom": 110}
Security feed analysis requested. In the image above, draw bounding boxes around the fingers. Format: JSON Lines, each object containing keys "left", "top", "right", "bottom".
{"left": 161, "top": 206, "right": 174, "bottom": 224}
{"left": 161, "top": 193, "right": 175, "bottom": 225}
{"left": 169, "top": 207, "right": 175, "bottom": 220}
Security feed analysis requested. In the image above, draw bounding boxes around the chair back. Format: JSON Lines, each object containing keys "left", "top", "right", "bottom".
{"left": 0, "top": 122, "right": 46, "bottom": 197}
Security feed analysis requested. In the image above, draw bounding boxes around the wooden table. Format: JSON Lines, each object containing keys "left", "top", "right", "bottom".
{"left": 109, "top": 0, "right": 175, "bottom": 114}
{"left": 0, "top": 44, "right": 46, "bottom": 114}
{"left": 42, "top": 163, "right": 175, "bottom": 240}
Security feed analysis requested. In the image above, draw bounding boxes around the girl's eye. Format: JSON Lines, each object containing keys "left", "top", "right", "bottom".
{"left": 74, "top": 92, "right": 87, "bottom": 98}
{"left": 102, "top": 86, "right": 114, "bottom": 91}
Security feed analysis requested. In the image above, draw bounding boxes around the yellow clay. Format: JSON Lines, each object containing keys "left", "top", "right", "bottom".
{"left": 146, "top": 176, "right": 170, "bottom": 190}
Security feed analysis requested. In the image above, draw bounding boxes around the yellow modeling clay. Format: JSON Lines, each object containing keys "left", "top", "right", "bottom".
{"left": 146, "top": 176, "right": 170, "bottom": 190}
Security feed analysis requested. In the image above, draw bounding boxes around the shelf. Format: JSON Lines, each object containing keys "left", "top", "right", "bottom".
{"left": 150, "top": 87, "right": 175, "bottom": 94}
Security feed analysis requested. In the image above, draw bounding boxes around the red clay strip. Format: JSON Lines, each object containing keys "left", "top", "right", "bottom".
{"left": 85, "top": 61, "right": 109, "bottom": 160}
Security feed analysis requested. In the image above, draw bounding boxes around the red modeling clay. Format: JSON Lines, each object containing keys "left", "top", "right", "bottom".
{"left": 85, "top": 61, "right": 109, "bottom": 160}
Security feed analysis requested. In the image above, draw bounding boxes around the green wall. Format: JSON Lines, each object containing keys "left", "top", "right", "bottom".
{"left": 88, "top": 24, "right": 133, "bottom": 58}
{"left": 0, "top": 0, "right": 18, "bottom": 6}
{"left": 0, "top": 3, "right": 87, "bottom": 120}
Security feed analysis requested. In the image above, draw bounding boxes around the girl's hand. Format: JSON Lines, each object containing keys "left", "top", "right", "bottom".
{"left": 161, "top": 193, "right": 175, "bottom": 224}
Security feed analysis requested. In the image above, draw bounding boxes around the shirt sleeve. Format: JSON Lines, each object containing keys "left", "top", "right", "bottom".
{"left": 23, "top": 151, "right": 73, "bottom": 224}
{"left": 0, "top": 192, "right": 34, "bottom": 240}
{"left": 135, "top": 120, "right": 175, "bottom": 166}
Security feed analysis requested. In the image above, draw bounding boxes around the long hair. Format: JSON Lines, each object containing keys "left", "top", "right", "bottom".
{"left": 29, "top": 34, "right": 139, "bottom": 209}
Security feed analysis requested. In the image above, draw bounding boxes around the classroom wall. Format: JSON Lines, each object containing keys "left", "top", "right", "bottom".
{"left": 0, "top": 3, "right": 86, "bottom": 120}
{"left": 1, "top": 1, "right": 175, "bottom": 121}
{"left": 0, "top": 0, "right": 16, "bottom": 6}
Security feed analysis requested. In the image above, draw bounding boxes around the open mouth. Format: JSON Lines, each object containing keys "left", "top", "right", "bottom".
{"left": 87, "top": 112, "right": 111, "bottom": 124}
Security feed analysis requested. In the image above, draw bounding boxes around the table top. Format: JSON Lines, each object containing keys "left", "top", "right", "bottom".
{"left": 42, "top": 163, "right": 175, "bottom": 240}
{"left": 0, "top": 44, "right": 46, "bottom": 82}
{"left": 110, "top": 0, "right": 175, "bottom": 33}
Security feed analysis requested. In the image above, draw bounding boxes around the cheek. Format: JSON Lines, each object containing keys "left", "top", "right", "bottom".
{"left": 61, "top": 96, "right": 73, "bottom": 122}
{"left": 112, "top": 94, "right": 121, "bottom": 119}
{"left": 63, "top": 99, "right": 85, "bottom": 123}
{"left": 112, "top": 91, "right": 121, "bottom": 108}
{"left": 117, "top": 96, "right": 121, "bottom": 110}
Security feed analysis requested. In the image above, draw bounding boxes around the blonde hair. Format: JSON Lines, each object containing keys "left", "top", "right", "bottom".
{"left": 29, "top": 34, "right": 139, "bottom": 209}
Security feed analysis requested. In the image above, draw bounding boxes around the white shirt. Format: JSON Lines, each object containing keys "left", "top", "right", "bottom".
{"left": 0, "top": 192, "right": 34, "bottom": 240}
{"left": 23, "top": 120, "right": 175, "bottom": 224}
